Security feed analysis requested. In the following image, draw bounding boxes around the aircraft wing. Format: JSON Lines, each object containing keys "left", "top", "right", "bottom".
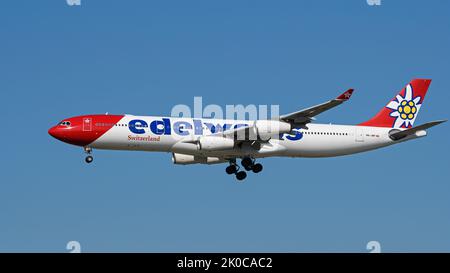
{"left": 279, "top": 89, "right": 354, "bottom": 126}
{"left": 389, "top": 120, "right": 447, "bottom": 140}
{"left": 182, "top": 88, "right": 354, "bottom": 144}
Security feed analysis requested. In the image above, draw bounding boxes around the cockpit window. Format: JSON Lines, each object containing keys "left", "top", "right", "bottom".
{"left": 59, "top": 121, "right": 71, "bottom": 126}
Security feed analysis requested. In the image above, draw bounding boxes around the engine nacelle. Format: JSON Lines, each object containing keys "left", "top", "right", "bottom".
{"left": 172, "top": 153, "right": 225, "bottom": 165}
{"left": 253, "top": 120, "right": 291, "bottom": 140}
{"left": 198, "top": 136, "right": 234, "bottom": 151}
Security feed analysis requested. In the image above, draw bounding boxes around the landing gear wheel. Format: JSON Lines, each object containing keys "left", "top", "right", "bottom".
{"left": 85, "top": 155, "right": 93, "bottom": 164}
{"left": 252, "top": 163, "right": 263, "bottom": 173}
{"left": 241, "top": 157, "right": 253, "bottom": 167}
{"left": 235, "top": 171, "right": 247, "bottom": 181}
{"left": 226, "top": 165, "right": 238, "bottom": 175}
{"left": 241, "top": 157, "right": 254, "bottom": 171}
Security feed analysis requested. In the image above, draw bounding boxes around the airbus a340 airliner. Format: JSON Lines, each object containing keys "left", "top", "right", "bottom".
{"left": 49, "top": 79, "right": 445, "bottom": 180}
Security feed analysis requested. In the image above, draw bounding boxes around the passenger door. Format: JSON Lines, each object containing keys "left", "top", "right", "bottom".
{"left": 355, "top": 127, "right": 364, "bottom": 142}
{"left": 83, "top": 117, "right": 92, "bottom": 132}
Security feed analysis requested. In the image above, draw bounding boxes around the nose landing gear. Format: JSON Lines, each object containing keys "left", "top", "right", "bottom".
{"left": 84, "top": 147, "right": 93, "bottom": 164}
{"left": 85, "top": 156, "right": 93, "bottom": 163}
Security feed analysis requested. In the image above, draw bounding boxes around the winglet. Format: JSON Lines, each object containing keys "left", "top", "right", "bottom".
{"left": 336, "top": 89, "right": 354, "bottom": 101}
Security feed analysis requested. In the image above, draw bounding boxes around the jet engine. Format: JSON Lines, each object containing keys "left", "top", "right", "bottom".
{"left": 198, "top": 136, "right": 235, "bottom": 151}
{"left": 172, "top": 153, "right": 225, "bottom": 165}
{"left": 251, "top": 120, "right": 292, "bottom": 140}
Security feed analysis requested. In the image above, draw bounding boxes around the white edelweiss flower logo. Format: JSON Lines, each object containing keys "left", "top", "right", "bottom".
{"left": 386, "top": 84, "right": 421, "bottom": 128}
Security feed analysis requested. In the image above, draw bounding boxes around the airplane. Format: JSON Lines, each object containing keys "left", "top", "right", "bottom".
{"left": 48, "top": 79, "right": 445, "bottom": 181}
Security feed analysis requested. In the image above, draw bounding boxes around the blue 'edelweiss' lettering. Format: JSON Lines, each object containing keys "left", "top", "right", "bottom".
{"left": 203, "top": 122, "right": 232, "bottom": 133}
{"left": 128, "top": 118, "right": 302, "bottom": 141}
{"left": 128, "top": 119, "right": 148, "bottom": 134}
{"left": 282, "top": 130, "right": 303, "bottom": 141}
{"left": 129, "top": 118, "right": 246, "bottom": 136}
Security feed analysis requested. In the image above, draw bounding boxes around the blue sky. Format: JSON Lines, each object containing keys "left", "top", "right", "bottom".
{"left": 0, "top": 0, "right": 449, "bottom": 252}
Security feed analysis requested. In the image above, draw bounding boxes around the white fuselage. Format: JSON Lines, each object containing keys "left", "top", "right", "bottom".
{"left": 89, "top": 115, "right": 417, "bottom": 160}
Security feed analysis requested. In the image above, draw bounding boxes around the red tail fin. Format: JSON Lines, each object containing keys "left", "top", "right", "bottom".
{"left": 359, "top": 79, "right": 431, "bottom": 128}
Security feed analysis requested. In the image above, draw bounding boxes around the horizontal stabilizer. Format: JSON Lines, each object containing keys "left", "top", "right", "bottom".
{"left": 389, "top": 120, "right": 446, "bottom": 140}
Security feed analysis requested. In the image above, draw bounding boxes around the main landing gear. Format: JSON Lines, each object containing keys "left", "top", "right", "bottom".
{"left": 84, "top": 147, "right": 93, "bottom": 164}
{"left": 225, "top": 157, "right": 263, "bottom": 181}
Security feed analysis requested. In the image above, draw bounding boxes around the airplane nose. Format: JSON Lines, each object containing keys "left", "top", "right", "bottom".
{"left": 48, "top": 126, "right": 63, "bottom": 140}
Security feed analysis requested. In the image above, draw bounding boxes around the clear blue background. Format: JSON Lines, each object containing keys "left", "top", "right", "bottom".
{"left": 0, "top": 0, "right": 449, "bottom": 252}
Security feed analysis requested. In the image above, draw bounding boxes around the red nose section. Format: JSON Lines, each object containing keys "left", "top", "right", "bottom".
{"left": 48, "top": 126, "right": 66, "bottom": 141}
{"left": 48, "top": 126, "right": 59, "bottom": 138}
{"left": 49, "top": 114, "right": 124, "bottom": 146}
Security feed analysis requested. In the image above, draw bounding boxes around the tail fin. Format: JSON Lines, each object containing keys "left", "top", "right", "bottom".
{"left": 359, "top": 79, "right": 431, "bottom": 128}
